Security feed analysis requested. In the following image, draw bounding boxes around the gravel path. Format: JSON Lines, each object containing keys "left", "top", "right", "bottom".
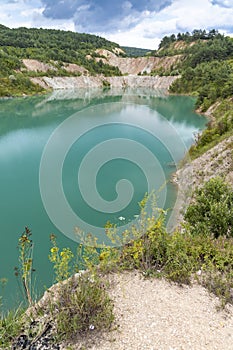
{"left": 67, "top": 271, "right": 233, "bottom": 350}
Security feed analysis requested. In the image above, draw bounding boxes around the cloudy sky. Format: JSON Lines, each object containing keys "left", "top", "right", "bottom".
{"left": 1, "top": 0, "right": 233, "bottom": 49}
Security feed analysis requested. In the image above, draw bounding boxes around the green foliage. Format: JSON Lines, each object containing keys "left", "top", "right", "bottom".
{"left": 0, "top": 26, "right": 119, "bottom": 52}
{"left": 1, "top": 180, "right": 233, "bottom": 349}
{"left": 168, "top": 31, "right": 233, "bottom": 157}
{"left": 170, "top": 60, "right": 233, "bottom": 109}
{"left": 121, "top": 46, "right": 151, "bottom": 57}
{"left": 52, "top": 273, "right": 114, "bottom": 340}
{"left": 157, "top": 29, "right": 225, "bottom": 53}
{"left": 102, "top": 79, "right": 111, "bottom": 89}
{"left": 0, "top": 25, "right": 122, "bottom": 92}
{"left": 46, "top": 233, "right": 114, "bottom": 341}
{"left": 184, "top": 177, "right": 233, "bottom": 238}
{"left": 189, "top": 99, "right": 233, "bottom": 158}
{"left": 0, "top": 75, "right": 45, "bottom": 97}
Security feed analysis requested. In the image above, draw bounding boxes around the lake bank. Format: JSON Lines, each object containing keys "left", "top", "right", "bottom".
{"left": 30, "top": 75, "right": 178, "bottom": 91}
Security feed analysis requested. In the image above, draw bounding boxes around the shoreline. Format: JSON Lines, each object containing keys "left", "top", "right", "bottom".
{"left": 0, "top": 74, "right": 178, "bottom": 98}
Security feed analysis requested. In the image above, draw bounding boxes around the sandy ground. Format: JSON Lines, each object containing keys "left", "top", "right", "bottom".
{"left": 64, "top": 271, "right": 233, "bottom": 350}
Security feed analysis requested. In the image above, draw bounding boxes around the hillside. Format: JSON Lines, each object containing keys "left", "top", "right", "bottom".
{"left": 148, "top": 29, "right": 233, "bottom": 160}
{"left": 121, "top": 46, "right": 151, "bottom": 57}
{"left": 0, "top": 25, "right": 181, "bottom": 96}
{"left": 0, "top": 25, "right": 123, "bottom": 96}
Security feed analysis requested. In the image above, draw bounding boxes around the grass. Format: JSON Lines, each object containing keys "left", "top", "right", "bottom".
{"left": 0, "top": 307, "right": 25, "bottom": 349}
{"left": 52, "top": 272, "right": 114, "bottom": 341}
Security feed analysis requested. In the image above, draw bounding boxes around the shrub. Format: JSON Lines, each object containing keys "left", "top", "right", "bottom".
{"left": 184, "top": 177, "right": 233, "bottom": 237}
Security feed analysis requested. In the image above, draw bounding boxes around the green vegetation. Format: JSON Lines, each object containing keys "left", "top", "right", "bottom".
{"left": 0, "top": 24, "right": 118, "bottom": 50}
{"left": 0, "top": 72, "right": 45, "bottom": 97}
{"left": 49, "top": 234, "right": 74, "bottom": 283}
{"left": 0, "top": 307, "right": 25, "bottom": 348}
{"left": 188, "top": 98, "right": 233, "bottom": 158}
{"left": 121, "top": 46, "right": 151, "bottom": 57}
{"left": 167, "top": 30, "right": 233, "bottom": 108}
{"left": 0, "top": 25, "right": 122, "bottom": 96}
{"left": 159, "top": 29, "right": 233, "bottom": 157}
{"left": 185, "top": 177, "right": 233, "bottom": 238}
{"left": 170, "top": 60, "right": 233, "bottom": 109}
{"left": 14, "top": 227, "right": 34, "bottom": 306}
{"left": 53, "top": 273, "right": 114, "bottom": 340}
{"left": 156, "top": 29, "right": 227, "bottom": 56}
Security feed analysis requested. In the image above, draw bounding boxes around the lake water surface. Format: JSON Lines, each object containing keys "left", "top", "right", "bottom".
{"left": 0, "top": 89, "right": 206, "bottom": 310}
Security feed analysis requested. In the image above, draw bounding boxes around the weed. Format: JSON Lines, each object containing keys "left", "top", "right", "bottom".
{"left": 49, "top": 234, "right": 74, "bottom": 282}
{"left": 50, "top": 272, "right": 114, "bottom": 341}
{"left": 0, "top": 307, "right": 25, "bottom": 349}
{"left": 14, "top": 227, "right": 35, "bottom": 306}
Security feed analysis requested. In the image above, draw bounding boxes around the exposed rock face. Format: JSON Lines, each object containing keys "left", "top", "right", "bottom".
{"left": 22, "top": 59, "right": 56, "bottom": 72}
{"left": 62, "top": 63, "right": 88, "bottom": 75}
{"left": 22, "top": 59, "right": 88, "bottom": 75}
{"left": 95, "top": 49, "right": 182, "bottom": 75}
{"left": 25, "top": 50, "right": 181, "bottom": 91}
{"left": 32, "top": 75, "right": 178, "bottom": 90}
{"left": 174, "top": 135, "right": 233, "bottom": 188}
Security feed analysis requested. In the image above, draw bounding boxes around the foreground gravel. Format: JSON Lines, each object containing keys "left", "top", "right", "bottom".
{"left": 65, "top": 271, "right": 233, "bottom": 350}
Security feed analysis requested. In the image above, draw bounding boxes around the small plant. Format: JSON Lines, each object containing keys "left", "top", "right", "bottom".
{"left": 49, "top": 234, "right": 74, "bottom": 282}
{"left": 51, "top": 272, "right": 114, "bottom": 340}
{"left": 0, "top": 307, "right": 25, "bottom": 349}
{"left": 102, "top": 79, "right": 111, "bottom": 89}
{"left": 15, "top": 227, "right": 35, "bottom": 306}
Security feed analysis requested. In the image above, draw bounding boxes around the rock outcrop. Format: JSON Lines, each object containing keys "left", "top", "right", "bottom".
{"left": 31, "top": 75, "right": 178, "bottom": 90}
{"left": 95, "top": 49, "right": 182, "bottom": 75}
{"left": 25, "top": 49, "right": 181, "bottom": 91}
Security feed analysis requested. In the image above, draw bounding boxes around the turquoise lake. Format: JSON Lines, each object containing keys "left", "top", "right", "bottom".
{"left": 0, "top": 88, "right": 207, "bottom": 310}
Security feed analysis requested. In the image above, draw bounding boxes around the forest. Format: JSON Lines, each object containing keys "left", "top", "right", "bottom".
{"left": 155, "top": 30, "right": 233, "bottom": 110}
{"left": 166, "top": 30, "right": 233, "bottom": 158}
{"left": 0, "top": 25, "right": 122, "bottom": 96}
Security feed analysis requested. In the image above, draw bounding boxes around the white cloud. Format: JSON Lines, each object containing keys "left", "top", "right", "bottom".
{"left": 0, "top": 0, "right": 76, "bottom": 32}
{"left": 0, "top": 0, "right": 232, "bottom": 49}
{"left": 101, "top": 0, "right": 233, "bottom": 48}
{"left": 212, "top": 0, "right": 233, "bottom": 8}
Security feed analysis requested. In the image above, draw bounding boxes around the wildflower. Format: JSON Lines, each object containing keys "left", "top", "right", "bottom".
{"left": 50, "top": 247, "right": 59, "bottom": 253}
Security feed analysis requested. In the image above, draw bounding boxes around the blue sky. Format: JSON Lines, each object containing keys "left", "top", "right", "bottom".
{"left": 1, "top": 0, "right": 233, "bottom": 48}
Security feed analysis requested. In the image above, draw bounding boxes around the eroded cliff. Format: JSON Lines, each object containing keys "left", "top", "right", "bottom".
{"left": 31, "top": 75, "right": 178, "bottom": 90}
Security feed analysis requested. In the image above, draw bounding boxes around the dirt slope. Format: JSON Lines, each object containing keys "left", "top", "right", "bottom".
{"left": 63, "top": 271, "right": 233, "bottom": 350}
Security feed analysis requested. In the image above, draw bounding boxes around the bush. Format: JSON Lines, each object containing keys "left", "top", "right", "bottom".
{"left": 184, "top": 177, "right": 233, "bottom": 237}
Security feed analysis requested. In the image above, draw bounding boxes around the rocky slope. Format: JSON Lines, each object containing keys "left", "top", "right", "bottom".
{"left": 24, "top": 49, "right": 181, "bottom": 91}
{"left": 31, "top": 75, "right": 178, "bottom": 90}
{"left": 94, "top": 49, "right": 182, "bottom": 75}
{"left": 173, "top": 135, "right": 233, "bottom": 226}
